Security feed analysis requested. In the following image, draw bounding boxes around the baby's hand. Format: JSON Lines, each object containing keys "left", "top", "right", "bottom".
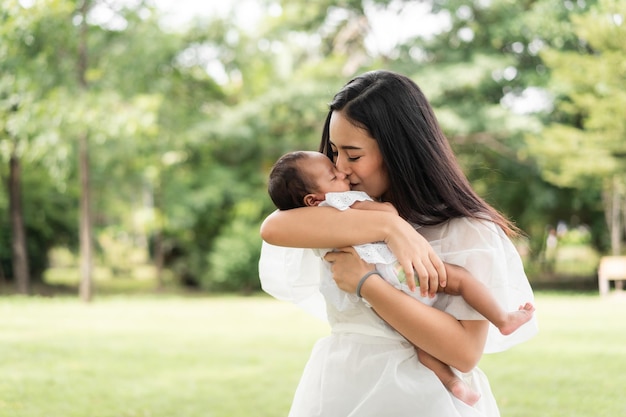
{"left": 350, "top": 200, "right": 398, "bottom": 216}
{"left": 381, "top": 202, "right": 398, "bottom": 216}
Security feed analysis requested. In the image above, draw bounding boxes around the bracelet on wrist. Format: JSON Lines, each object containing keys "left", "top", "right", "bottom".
{"left": 356, "top": 270, "right": 381, "bottom": 298}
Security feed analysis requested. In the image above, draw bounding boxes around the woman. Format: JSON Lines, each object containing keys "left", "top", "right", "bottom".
{"left": 259, "top": 70, "right": 537, "bottom": 417}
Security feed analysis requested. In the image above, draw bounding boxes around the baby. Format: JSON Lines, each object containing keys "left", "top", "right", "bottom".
{"left": 268, "top": 151, "right": 535, "bottom": 406}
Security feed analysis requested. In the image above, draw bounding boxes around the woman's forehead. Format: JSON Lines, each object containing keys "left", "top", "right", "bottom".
{"left": 329, "top": 111, "right": 376, "bottom": 149}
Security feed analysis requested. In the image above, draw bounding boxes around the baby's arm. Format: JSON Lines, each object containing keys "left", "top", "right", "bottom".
{"left": 442, "top": 263, "right": 535, "bottom": 336}
{"left": 350, "top": 200, "right": 398, "bottom": 215}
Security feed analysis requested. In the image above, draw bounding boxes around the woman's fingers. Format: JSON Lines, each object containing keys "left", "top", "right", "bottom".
{"left": 397, "top": 258, "right": 431, "bottom": 296}
{"left": 430, "top": 250, "right": 447, "bottom": 288}
{"left": 324, "top": 246, "right": 354, "bottom": 263}
{"left": 419, "top": 249, "right": 447, "bottom": 298}
{"left": 414, "top": 259, "right": 436, "bottom": 297}
{"left": 399, "top": 250, "right": 447, "bottom": 297}
{"left": 324, "top": 247, "right": 373, "bottom": 293}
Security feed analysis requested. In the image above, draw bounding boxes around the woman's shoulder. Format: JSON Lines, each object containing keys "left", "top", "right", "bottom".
{"left": 447, "top": 215, "right": 500, "bottom": 235}
{"left": 439, "top": 216, "right": 510, "bottom": 253}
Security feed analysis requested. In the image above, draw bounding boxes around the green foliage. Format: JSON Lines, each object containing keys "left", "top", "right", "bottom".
{"left": 1, "top": 0, "right": 621, "bottom": 292}
{"left": 529, "top": 0, "right": 626, "bottom": 188}
{"left": 205, "top": 201, "right": 265, "bottom": 293}
{"left": 519, "top": 0, "right": 626, "bottom": 253}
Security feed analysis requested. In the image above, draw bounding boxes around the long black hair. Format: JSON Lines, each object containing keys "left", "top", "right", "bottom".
{"left": 319, "top": 70, "right": 518, "bottom": 236}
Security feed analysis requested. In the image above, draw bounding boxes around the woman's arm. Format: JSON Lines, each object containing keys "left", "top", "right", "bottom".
{"left": 260, "top": 207, "right": 446, "bottom": 292}
{"left": 261, "top": 206, "right": 395, "bottom": 248}
{"left": 361, "top": 275, "right": 488, "bottom": 371}
{"left": 325, "top": 247, "right": 488, "bottom": 371}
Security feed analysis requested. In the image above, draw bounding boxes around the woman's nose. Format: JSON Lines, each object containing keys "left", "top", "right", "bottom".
{"left": 335, "top": 158, "right": 350, "bottom": 175}
{"left": 335, "top": 165, "right": 350, "bottom": 180}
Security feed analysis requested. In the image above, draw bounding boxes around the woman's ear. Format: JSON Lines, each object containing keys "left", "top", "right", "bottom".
{"left": 303, "top": 193, "right": 323, "bottom": 207}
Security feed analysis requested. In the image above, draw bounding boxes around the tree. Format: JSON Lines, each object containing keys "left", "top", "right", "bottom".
{"left": 0, "top": 0, "right": 78, "bottom": 293}
{"left": 1, "top": 0, "right": 163, "bottom": 296}
{"left": 528, "top": 0, "right": 626, "bottom": 253}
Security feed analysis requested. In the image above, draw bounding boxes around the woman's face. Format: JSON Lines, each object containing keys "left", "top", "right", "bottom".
{"left": 328, "top": 110, "right": 389, "bottom": 200}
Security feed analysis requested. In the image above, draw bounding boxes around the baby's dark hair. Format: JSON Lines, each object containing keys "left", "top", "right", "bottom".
{"left": 268, "top": 151, "right": 316, "bottom": 210}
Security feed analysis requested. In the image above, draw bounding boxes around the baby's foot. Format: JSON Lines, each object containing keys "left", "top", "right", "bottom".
{"left": 447, "top": 378, "right": 481, "bottom": 406}
{"left": 499, "top": 302, "right": 535, "bottom": 335}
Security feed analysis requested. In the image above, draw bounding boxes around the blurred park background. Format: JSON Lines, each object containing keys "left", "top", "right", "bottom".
{"left": 2, "top": 0, "right": 625, "bottom": 296}
{"left": 1, "top": 0, "right": 626, "bottom": 416}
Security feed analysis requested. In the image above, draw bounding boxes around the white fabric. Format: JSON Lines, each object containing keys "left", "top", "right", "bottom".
{"left": 259, "top": 215, "right": 538, "bottom": 417}
{"left": 323, "top": 190, "right": 372, "bottom": 211}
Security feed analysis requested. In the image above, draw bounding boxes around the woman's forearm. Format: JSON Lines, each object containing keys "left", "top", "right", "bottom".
{"left": 260, "top": 207, "right": 395, "bottom": 248}
{"left": 360, "top": 275, "right": 489, "bottom": 372}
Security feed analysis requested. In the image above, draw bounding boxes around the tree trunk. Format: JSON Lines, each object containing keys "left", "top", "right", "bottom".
{"left": 153, "top": 177, "right": 164, "bottom": 290}
{"left": 78, "top": 0, "right": 93, "bottom": 302}
{"left": 154, "top": 228, "right": 164, "bottom": 290}
{"left": 78, "top": 131, "right": 93, "bottom": 302}
{"left": 611, "top": 176, "right": 624, "bottom": 290}
{"left": 610, "top": 176, "right": 622, "bottom": 256}
{"left": 603, "top": 175, "right": 624, "bottom": 258}
{"left": 9, "top": 151, "right": 30, "bottom": 294}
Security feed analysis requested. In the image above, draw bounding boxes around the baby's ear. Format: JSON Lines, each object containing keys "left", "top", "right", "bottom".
{"left": 303, "top": 193, "right": 323, "bottom": 207}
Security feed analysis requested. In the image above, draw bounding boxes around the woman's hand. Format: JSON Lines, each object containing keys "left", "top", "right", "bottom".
{"left": 324, "top": 247, "right": 375, "bottom": 294}
{"left": 384, "top": 217, "right": 447, "bottom": 297}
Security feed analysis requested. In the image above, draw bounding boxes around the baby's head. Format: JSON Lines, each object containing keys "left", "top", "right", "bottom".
{"left": 268, "top": 151, "right": 350, "bottom": 210}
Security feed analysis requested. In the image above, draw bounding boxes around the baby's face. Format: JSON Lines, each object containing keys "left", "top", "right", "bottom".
{"left": 304, "top": 153, "right": 350, "bottom": 194}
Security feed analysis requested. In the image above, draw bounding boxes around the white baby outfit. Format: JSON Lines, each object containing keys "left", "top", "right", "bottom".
{"left": 259, "top": 191, "right": 538, "bottom": 417}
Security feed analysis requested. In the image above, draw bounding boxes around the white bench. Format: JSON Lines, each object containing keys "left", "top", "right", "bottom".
{"left": 598, "top": 256, "right": 626, "bottom": 296}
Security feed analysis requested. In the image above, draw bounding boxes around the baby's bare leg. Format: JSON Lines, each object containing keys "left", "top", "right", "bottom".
{"left": 417, "top": 348, "right": 480, "bottom": 406}
{"left": 443, "top": 263, "right": 535, "bottom": 335}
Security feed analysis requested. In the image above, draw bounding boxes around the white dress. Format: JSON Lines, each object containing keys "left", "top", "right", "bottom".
{"left": 259, "top": 206, "right": 538, "bottom": 417}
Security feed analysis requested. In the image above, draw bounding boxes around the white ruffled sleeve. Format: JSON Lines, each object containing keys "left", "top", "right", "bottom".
{"left": 431, "top": 218, "right": 539, "bottom": 353}
{"left": 258, "top": 241, "right": 328, "bottom": 321}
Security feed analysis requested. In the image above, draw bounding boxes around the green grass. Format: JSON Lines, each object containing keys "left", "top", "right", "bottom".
{"left": 480, "top": 292, "right": 626, "bottom": 417}
{"left": 0, "top": 291, "right": 625, "bottom": 417}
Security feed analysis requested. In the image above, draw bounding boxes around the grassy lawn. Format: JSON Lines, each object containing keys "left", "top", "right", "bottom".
{"left": 0, "top": 291, "right": 625, "bottom": 417}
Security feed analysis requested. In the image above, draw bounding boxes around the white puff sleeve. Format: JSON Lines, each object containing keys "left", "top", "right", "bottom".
{"left": 259, "top": 241, "right": 327, "bottom": 321}
{"left": 431, "top": 217, "right": 539, "bottom": 353}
